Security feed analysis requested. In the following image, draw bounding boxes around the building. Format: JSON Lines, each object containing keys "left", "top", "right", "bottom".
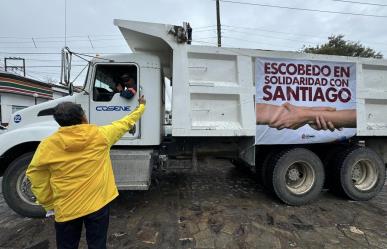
{"left": 0, "top": 71, "right": 68, "bottom": 126}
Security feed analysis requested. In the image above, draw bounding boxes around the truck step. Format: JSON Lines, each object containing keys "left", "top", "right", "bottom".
{"left": 110, "top": 149, "right": 154, "bottom": 190}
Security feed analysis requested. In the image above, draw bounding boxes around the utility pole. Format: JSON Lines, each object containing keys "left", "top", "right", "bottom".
{"left": 4, "top": 57, "right": 26, "bottom": 77}
{"left": 216, "top": 0, "right": 222, "bottom": 47}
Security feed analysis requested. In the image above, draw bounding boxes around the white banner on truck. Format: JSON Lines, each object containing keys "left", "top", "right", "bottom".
{"left": 255, "top": 57, "right": 356, "bottom": 144}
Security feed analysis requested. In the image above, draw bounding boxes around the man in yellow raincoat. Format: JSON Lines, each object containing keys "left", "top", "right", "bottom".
{"left": 26, "top": 96, "right": 146, "bottom": 249}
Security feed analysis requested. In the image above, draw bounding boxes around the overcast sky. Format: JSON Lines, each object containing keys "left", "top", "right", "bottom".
{"left": 1, "top": 0, "right": 386, "bottom": 85}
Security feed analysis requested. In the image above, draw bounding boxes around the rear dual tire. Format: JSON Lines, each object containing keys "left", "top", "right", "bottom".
{"left": 260, "top": 148, "right": 325, "bottom": 206}
{"left": 256, "top": 146, "right": 386, "bottom": 205}
{"left": 330, "top": 147, "right": 386, "bottom": 201}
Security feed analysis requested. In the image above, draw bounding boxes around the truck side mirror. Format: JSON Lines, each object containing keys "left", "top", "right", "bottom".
{"left": 61, "top": 47, "right": 72, "bottom": 86}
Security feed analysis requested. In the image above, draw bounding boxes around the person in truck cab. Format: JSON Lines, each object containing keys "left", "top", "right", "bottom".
{"left": 26, "top": 96, "right": 146, "bottom": 249}
{"left": 115, "top": 73, "right": 137, "bottom": 100}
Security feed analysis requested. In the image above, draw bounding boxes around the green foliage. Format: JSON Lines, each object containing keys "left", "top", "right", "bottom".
{"left": 303, "top": 35, "right": 383, "bottom": 59}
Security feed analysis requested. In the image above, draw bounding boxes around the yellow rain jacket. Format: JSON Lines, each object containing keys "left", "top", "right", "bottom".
{"left": 26, "top": 103, "right": 145, "bottom": 222}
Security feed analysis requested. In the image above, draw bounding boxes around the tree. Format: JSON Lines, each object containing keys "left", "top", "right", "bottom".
{"left": 302, "top": 35, "right": 383, "bottom": 59}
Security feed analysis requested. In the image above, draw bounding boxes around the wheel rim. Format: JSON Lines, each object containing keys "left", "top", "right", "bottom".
{"left": 285, "top": 161, "right": 315, "bottom": 195}
{"left": 16, "top": 173, "right": 38, "bottom": 206}
{"left": 351, "top": 159, "right": 378, "bottom": 191}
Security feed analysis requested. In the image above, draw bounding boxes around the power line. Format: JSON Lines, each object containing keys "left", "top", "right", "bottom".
{"left": 199, "top": 34, "right": 386, "bottom": 53}
{"left": 330, "top": 0, "right": 387, "bottom": 7}
{"left": 192, "top": 36, "right": 218, "bottom": 40}
{"left": 222, "top": 24, "right": 387, "bottom": 48}
{"left": 193, "top": 25, "right": 217, "bottom": 30}
{"left": 221, "top": 28, "right": 320, "bottom": 45}
{"left": 192, "top": 40, "right": 217, "bottom": 45}
{"left": 193, "top": 38, "right": 299, "bottom": 54}
{"left": 22, "top": 65, "right": 87, "bottom": 68}
{"left": 0, "top": 45, "right": 127, "bottom": 49}
{"left": 0, "top": 25, "right": 384, "bottom": 47}
{"left": 1, "top": 57, "right": 88, "bottom": 83}
{"left": 0, "top": 34, "right": 122, "bottom": 40}
{"left": 2, "top": 61, "right": 52, "bottom": 81}
{"left": 194, "top": 28, "right": 218, "bottom": 33}
{"left": 0, "top": 38, "right": 122, "bottom": 44}
{"left": 193, "top": 36, "right": 298, "bottom": 50}
{"left": 218, "top": 0, "right": 387, "bottom": 18}
{"left": 222, "top": 36, "right": 298, "bottom": 50}
{"left": 0, "top": 28, "right": 384, "bottom": 49}
{"left": 0, "top": 58, "right": 84, "bottom": 62}
{"left": 0, "top": 52, "right": 126, "bottom": 55}
{"left": 0, "top": 52, "right": 61, "bottom": 55}
{"left": 222, "top": 24, "right": 326, "bottom": 39}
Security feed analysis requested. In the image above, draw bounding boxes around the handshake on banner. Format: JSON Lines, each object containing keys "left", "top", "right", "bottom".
{"left": 256, "top": 103, "right": 356, "bottom": 132}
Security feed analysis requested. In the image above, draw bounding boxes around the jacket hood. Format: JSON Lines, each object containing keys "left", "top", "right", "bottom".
{"left": 57, "top": 124, "right": 98, "bottom": 152}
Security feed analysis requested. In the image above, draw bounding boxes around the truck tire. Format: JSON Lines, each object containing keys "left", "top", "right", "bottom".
{"left": 2, "top": 152, "right": 45, "bottom": 218}
{"left": 257, "top": 149, "right": 280, "bottom": 190}
{"left": 331, "top": 147, "right": 386, "bottom": 201}
{"left": 266, "top": 148, "right": 325, "bottom": 205}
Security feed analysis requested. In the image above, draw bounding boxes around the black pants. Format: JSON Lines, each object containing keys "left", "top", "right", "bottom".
{"left": 55, "top": 204, "right": 110, "bottom": 249}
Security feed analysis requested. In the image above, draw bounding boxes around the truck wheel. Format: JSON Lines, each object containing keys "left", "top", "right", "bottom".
{"left": 2, "top": 152, "right": 45, "bottom": 218}
{"left": 257, "top": 149, "right": 280, "bottom": 190}
{"left": 267, "top": 148, "right": 325, "bottom": 205}
{"left": 332, "top": 147, "right": 386, "bottom": 201}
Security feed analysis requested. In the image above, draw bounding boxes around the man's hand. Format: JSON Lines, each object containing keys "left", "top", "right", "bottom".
{"left": 309, "top": 115, "right": 342, "bottom": 132}
{"left": 269, "top": 103, "right": 340, "bottom": 131}
{"left": 129, "top": 124, "right": 136, "bottom": 135}
{"left": 306, "top": 106, "right": 340, "bottom": 132}
{"left": 138, "top": 95, "right": 146, "bottom": 105}
{"left": 46, "top": 210, "right": 55, "bottom": 218}
{"left": 269, "top": 103, "right": 311, "bottom": 130}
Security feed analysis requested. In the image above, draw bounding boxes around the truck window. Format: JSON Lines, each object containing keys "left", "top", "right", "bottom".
{"left": 93, "top": 64, "right": 138, "bottom": 102}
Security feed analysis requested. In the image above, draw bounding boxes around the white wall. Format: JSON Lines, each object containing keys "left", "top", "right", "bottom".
{"left": 0, "top": 88, "right": 68, "bottom": 125}
{"left": 0, "top": 93, "right": 45, "bottom": 124}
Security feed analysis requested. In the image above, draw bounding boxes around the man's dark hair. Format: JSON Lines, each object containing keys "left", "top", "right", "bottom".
{"left": 121, "top": 73, "right": 136, "bottom": 82}
{"left": 53, "top": 102, "right": 85, "bottom": 127}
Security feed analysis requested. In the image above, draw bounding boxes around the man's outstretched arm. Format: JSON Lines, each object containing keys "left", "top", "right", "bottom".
{"left": 99, "top": 96, "right": 146, "bottom": 146}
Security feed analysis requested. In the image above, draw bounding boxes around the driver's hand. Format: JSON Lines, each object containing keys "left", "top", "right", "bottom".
{"left": 129, "top": 124, "right": 136, "bottom": 135}
{"left": 116, "top": 84, "right": 123, "bottom": 92}
{"left": 138, "top": 95, "right": 146, "bottom": 105}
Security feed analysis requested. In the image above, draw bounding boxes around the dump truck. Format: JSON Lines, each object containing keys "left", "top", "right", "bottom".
{"left": 0, "top": 20, "right": 386, "bottom": 217}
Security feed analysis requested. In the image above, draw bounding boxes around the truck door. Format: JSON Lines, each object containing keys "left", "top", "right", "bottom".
{"left": 89, "top": 63, "right": 140, "bottom": 140}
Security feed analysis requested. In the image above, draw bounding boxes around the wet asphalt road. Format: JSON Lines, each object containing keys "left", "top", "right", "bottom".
{"left": 0, "top": 158, "right": 386, "bottom": 249}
